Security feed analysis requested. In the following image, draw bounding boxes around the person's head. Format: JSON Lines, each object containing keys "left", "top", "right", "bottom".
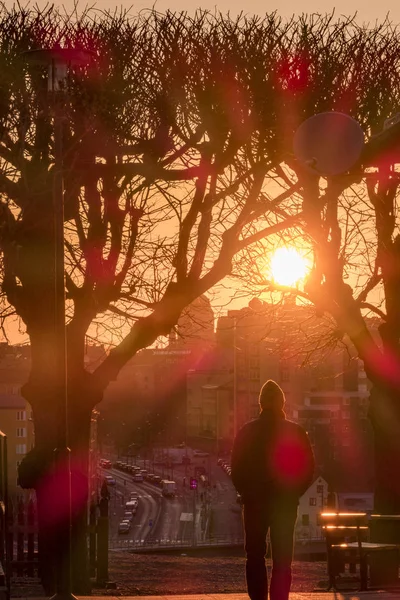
{"left": 259, "top": 379, "right": 285, "bottom": 415}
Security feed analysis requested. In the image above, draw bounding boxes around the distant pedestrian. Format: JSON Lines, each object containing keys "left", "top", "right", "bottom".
{"left": 231, "top": 380, "right": 314, "bottom": 600}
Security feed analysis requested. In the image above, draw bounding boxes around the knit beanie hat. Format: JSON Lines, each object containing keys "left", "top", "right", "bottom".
{"left": 259, "top": 380, "right": 285, "bottom": 412}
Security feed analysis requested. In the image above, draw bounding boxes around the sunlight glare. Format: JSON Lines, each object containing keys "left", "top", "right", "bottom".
{"left": 270, "top": 247, "right": 310, "bottom": 287}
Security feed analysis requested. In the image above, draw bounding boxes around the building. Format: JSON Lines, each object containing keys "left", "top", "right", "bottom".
{"left": 177, "top": 295, "right": 215, "bottom": 347}
{"left": 186, "top": 347, "right": 233, "bottom": 453}
{"left": 187, "top": 298, "right": 375, "bottom": 491}
{"left": 100, "top": 295, "right": 216, "bottom": 453}
{"left": 0, "top": 343, "right": 101, "bottom": 504}
{"left": 0, "top": 393, "right": 34, "bottom": 502}
{"left": 296, "top": 476, "right": 329, "bottom": 540}
{"left": 0, "top": 346, "right": 32, "bottom": 502}
{"left": 293, "top": 354, "right": 374, "bottom": 492}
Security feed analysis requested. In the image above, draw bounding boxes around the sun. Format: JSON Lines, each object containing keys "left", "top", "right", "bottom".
{"left": 269, "top": 247, "right": 310, "bottom": 287}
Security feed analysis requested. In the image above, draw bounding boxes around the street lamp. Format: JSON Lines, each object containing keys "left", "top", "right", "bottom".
{"left": 22, "top": 47, "right": 94, "bottom": 600}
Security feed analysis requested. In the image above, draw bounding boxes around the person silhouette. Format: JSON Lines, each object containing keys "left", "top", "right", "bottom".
{"left": 231, "top": 380, "right": 315, "bottom": 600}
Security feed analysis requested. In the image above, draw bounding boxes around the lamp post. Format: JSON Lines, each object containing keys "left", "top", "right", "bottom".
{"left": 233, "top": 315, "right": 238, "bottom": 441}
{"left": 22, "top": 48, "right": 94, "bottom": 600}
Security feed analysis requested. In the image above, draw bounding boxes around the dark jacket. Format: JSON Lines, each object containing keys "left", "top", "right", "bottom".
{"left": 231, "top": 410, "right": 315, "bottom": 504}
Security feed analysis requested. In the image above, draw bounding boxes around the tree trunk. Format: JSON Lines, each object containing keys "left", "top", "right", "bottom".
{"left": 369, "top": 385, "right": 400, "bottom": 516}
{"left": 367, "top": 385, "right": 400, "bottom": 585}
{"left": 20, "top": 375, "right": 96, "bottom": 594}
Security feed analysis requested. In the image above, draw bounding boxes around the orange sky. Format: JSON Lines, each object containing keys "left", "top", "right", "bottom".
{"left": 3, "top": 1, "right": 398, "bottom": 26}
{"left": 1, "top": 0, "right": 392, "bottom": 345}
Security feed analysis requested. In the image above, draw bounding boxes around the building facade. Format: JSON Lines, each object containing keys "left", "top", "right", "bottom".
{"left": 0, "top": 393, "right": 34, "bottom": 502}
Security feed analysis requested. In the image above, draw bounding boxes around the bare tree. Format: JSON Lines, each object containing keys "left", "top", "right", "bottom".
{"left": 0, "top": 6, "right": 304, "bottom": 592}
{"left": 2, "top": 6, "right": 400, "bottom": 591}
{"left": 235, "top": 15, "right": 400, "bottom": 528}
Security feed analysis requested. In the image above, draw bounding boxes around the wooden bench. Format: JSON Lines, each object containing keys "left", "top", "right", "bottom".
{"left": 319, "top": 511, "right": 400, "bottom": 591}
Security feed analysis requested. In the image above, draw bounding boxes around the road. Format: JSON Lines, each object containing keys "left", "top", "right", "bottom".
{"left": 101, "top": 455, "right": 243, "bottom": 548}
{"left": 107, "top": 469, "right": 160, "bottom": 543}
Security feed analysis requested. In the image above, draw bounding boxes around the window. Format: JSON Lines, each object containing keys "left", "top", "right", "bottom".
{"left": 301, "top": 514, "right": 310, "bottom": 526}
{"left": 16, "top": 410, "right": 26, "bottom": 421}
{"left": 16, "top": 444, "right": 27, "bottom": 455}
{"left": 250, "top": 380, "right": 259, "bottom": 392}
{"left": 16, "top": 428, "right": 26, "bottom": 438}
{"left": 250, "top": 370, "right": 259, "bottom": 381}
{"left": 4, "top": 385, "right": 17, "bottom": 395}
{"left": 316, "top": 485, "right": 324, "bottom": 493}
{"left": 250, "top": 357, "right": 259, "bottom": 368}
{"left": 309, "top": 498, "right": 317, "bottom": 506}
{"left": 280, "top": 365, "right": 290, "bottom": 382}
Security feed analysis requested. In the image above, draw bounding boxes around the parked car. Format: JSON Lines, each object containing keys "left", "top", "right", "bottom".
{"left": 123, "top": 511, "right": 134, "bottom": 522}
{"left": 104, "top": 475, "right": 116, "bottom": 486}
{"left": 153, "top": 475, "right": 161, "bottom": 484}
{"left": 118, "top": 520, "right": 131, "bottom": 534}
{"left": 130, "top": 492, "right": 139, "bottom": 501}
{"left": 193, "top": 450, "right": 209, "bottom": 457}
{"left": 133, "top": 473, "right": 143, "bottom": 482}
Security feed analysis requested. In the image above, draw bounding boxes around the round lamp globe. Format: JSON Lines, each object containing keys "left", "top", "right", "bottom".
{"left": 293, "top": 112, "right": 364, "bottom": 176}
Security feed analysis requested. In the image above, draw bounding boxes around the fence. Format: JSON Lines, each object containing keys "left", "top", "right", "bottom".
{"left": 108, "top": 530, "right": 326, "bottom": 555}
{"left": 5, "top": 497, "right": 110, "bottom": 587}
{"left": 7, "top": 500, "right": 38, "bottom": 579}
{"left": 0, "top": 491, "right": 110, "bottom": 594}
{"left": 109, "top": 533, "right": 245, "bottom": 551}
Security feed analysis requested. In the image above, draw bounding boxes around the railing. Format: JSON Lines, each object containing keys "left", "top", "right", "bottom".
{"left": 7, "top": 501, "right": 38, "bottom": 579}
{"left": 109, "top": 533, "right": 245, "bottom": 551}
{"left": 0, "top": 432, "right": 9, "bottom": 600}
{"left": 108, "top": 529, "right": 326, "bottom": 553}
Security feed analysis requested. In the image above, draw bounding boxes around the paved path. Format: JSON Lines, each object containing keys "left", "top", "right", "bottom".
{"left": 16, "top": 593, "right": 398, "bottom": 600}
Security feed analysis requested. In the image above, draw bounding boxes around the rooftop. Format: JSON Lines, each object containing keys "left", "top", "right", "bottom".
{"left": 0, "top": 393, "right": 26, "bottom": 409}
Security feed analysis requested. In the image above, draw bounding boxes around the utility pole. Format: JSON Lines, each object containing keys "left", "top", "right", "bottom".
{"left": 192, "top": 486, "right": 197, "bottom": 547}
{"left": 22, "top": 48, "right": 94, "bottom": 600}
{"left": 233, "top": 315, "right": 238, "bottom": 440}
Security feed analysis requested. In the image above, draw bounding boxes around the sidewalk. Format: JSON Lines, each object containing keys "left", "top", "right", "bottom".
{"left": 13, "top": 594, "right": 398, "bottom": 600}
{"left": 134, "top": 595, "right": 400, "bottom": 599}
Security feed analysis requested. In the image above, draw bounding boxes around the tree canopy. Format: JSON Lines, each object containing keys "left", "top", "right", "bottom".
{"left": 1, "top": 7, "right": 400, "bottom": 401}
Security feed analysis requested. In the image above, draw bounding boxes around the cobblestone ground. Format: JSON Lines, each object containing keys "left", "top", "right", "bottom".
{"left": 10, "top": 553, "right": 329, "bottom": 597}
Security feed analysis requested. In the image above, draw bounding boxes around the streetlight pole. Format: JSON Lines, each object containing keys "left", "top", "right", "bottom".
{"left": 23, "top": 48, "right": 94, "bottom": 600}
{"left": 233, "top": 315, "right": 238, "bottom": 441}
